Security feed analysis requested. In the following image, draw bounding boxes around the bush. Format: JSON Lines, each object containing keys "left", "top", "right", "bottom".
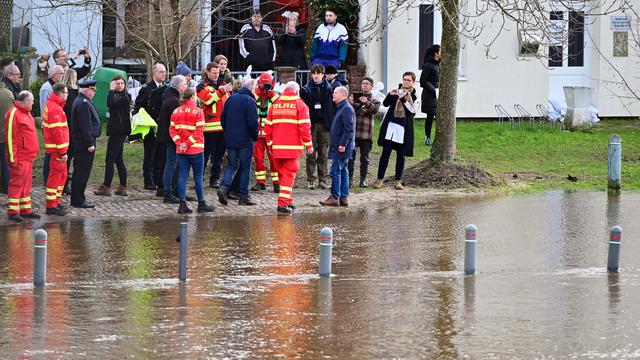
{"left": 29, "top": 79, "right": 46, "bottom": 118}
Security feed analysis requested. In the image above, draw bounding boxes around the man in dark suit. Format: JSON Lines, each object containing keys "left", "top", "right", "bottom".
{"left": 133, "top": 62, "right": 167, "bottom": 190}
{"left": 70, "top": 80, "right": 101, "bottom": 208}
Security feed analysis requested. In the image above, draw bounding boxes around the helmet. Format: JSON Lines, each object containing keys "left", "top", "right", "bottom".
{"left": 257, "top": 72, "right": 274, "bottom": 92}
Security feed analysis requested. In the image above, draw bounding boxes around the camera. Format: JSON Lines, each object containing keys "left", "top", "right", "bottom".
{"left": 78, "top": 49, "right": 86, "bottom": 55}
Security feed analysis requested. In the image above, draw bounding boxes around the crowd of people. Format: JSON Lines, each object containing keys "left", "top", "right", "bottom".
{"left": 0, "top": 8, "right": 443, "bottom": 221}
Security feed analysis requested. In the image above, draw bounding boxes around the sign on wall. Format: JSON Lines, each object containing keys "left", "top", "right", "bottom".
{"left": 610, "top": 16, "right": 631, "bottom": 31}
{"left": 613, "top": 31, "right": 628, "bottom": 57}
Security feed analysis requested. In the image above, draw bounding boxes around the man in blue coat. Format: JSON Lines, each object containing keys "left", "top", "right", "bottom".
{"left": 218, "top": 78, "right": 259, "bottom": 206}
{"left": 320, "top": 86, "right": 355, "bottom": 207}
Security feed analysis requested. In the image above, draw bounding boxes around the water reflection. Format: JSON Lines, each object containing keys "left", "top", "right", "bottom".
{"left": 0, "top": 192, "right": 640, "bottom": 358}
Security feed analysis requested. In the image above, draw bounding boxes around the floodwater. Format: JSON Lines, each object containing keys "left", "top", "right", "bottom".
{"left": 2, "top": 191, "right": 640, "bottom": 359}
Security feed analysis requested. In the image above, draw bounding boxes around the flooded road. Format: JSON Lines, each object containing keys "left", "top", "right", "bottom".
{"left": 2, "top": 191, "right": 640, "bottom": 358}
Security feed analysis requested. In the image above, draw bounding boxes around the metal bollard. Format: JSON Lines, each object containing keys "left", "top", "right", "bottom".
{"left": 319, "top": 227, "right": 333, "bottom": 277}
{"left": 33, "top": 229, "right": 48, "bottom": 287}
{"left": 464, "top": 224, "right": 477, "bottom": 275}
{"left": 607, "top": 226, "right": 622, "bottom": 272}
{"left": 178, "top": 222, "right": 188, "bottom": 282}
{"left": 608, "top": 134, "right": 622, "bottom": 194}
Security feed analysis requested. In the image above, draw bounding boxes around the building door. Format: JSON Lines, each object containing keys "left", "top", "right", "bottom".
{"left": 548, "top": 10, "right": 592, "bottom": 103}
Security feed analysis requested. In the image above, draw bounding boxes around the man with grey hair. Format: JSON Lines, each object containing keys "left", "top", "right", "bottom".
{"left": 264, "top": 80, "right": 313, "bottom": 214}
{"left": 320, "top": 85, "right": 355, "bottom": 207}
{"left": 0, "top": 63, "right": 21, "bottom": 194}
{"left": 157, "top": 74, "right": 188, "bottom": 204}
{"left": 40, "top": 64, "right": 65, "bottom": 185}
{"left": 217, "top": 77, "right": 258, "bottom": 206}
{"left": 5, "top": 90, "right": 40, "bottom": 221}
{"left": 134, "top": 61, "right": 167, "bottom": 190}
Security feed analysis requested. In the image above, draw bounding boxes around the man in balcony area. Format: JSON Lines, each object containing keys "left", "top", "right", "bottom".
{"left": 239, "top": 10, "right": 276, "bottom": 71}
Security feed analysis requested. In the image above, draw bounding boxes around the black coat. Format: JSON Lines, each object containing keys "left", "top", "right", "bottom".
{"left": 419, "top": 57, "right": 440, "bottom": 114}
{"left": 70, "top": 93, "right": 101, "bottom": 149}
{"left": 301, "top": 79, "right": 334, "bottom": 130}
{"left": 377, "top": 90, "right": 417, "bottom": 157}
{"left": 133, "top": 80, "right": 157, "bottom": 115}
{"left": 106, "top": 90, "right": 132, "bottom": 136}
{"left": 277, "top": 26, "right": 308, "bottom": 69}
{"left": 157, "top": 87, "right": 180, "bottom": 142}
{"left": 63, "top": 87, "right": 78, "bottom": 126}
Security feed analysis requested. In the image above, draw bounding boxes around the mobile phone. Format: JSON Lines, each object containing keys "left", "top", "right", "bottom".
{"left": 79, "top": 49, "right": 86, "bottom": 55}
{"left": 398, "top": 83, "right": 402, "bottom": 89}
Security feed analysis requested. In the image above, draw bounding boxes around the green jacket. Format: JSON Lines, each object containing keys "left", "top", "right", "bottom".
{"left": 0, "top": 81, "right": 16, "bottom": 144}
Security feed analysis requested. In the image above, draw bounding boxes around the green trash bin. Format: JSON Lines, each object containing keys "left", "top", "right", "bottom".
{"left": 93, "top": 67, "right": 128, "bottom": 123}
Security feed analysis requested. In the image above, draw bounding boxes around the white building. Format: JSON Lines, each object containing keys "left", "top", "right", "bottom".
{"left": 360, "top": 1, "right": 640, "bottom": 118}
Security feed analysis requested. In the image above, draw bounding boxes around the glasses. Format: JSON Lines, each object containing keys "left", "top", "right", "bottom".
{"left": 402, "top": 78, "right": 413, "bottom": 82}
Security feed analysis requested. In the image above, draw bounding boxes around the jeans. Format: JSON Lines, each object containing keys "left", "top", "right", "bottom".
{"left": 43, "top": 152, "right": 50, "bottom": 186}
{"left": 348, "top": 139, "right": 372, "bottom": 182}
{"left": 377, "top": 140, "right": 405, "bottom": 181}
{"left": 329, "top": 158, "right": 349, "bottom": 199}
{"left": 177, "top": 153, "right": 204, "bottom": 202}
{"left": 163, "top": 142, "right": 178, "bottom": 194}
{"left": 221, "top": 146, "right": 253, "bottom": 197}
{"left": 0, "top": 144, "right": 9, "bottom": 193}
{"left": 103, "top": 134, "right": 128, "bottom": 187}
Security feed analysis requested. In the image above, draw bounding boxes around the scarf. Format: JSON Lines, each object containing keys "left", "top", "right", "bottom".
{"left": 394, "top": 85, "right": 414, "bottom": 119}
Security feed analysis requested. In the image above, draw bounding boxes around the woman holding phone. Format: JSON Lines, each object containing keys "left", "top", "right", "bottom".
{"left": 373, "top": 71, "right": 417, "bottom": 190}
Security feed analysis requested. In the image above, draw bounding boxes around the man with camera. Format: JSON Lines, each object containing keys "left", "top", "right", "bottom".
{"left": 53, "top": 47, "right": 92, "bottom": 81}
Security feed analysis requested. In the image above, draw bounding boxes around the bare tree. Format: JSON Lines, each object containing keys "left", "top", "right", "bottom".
{"left": 360, "top": 0, "right": 633, "bottom": 164}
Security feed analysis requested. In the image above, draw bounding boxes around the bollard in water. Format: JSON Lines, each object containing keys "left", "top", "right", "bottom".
{"left": 319, "top": 227, "right": 333, "bottom": 277}
{"left": 33, "top": 229, "right": 48, "bottom": 287}
{"left": 464, "top": 224, "right": 477, "bottom": 275}
{"left": 607, "top": 226, "right": 622, "bottom": 272}
{"left": 178, "top": 222, "right": 188, "bottom": 282}
{"left": 608, "top": 134, "right": 622, "bottom": 194}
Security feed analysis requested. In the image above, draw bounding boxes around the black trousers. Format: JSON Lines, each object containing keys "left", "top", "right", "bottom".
{"left": 203, "top": 132, "right": 225, "bottom": 184}
{"left": 425, "top": 113, "right": 436, "bottom": 138}
{"left": 71, "top": 149, "right": 95, "bottom": 205}
{"left": 153, "top": 141, "right": 167, "bottom": 189}
{"left": 377, "top": 140, "right": 405, "bottom": 181}
{"left": 103, "top": 134, "right": 127, "bottom": 187}
{"left": 348, "top": 139, "right": 373, "bottom": 182}
{"left": 142, "top": 131, "right": 156, "bottom": 185}
{"left": 64, "top": 141, "right": 75, "bottom": 191}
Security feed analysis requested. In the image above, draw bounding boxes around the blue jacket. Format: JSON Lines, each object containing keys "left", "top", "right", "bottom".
{"left": 221, "top": 87, "right": 258, "bottom": 148}
{"left": 328, "top": 99, "right": 355, "bottom": 159}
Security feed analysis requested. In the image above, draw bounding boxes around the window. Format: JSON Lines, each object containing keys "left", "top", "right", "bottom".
{"left": 548, "top": 11, "right": 563, "bottom": 67}
{"left": 418, "top": 5, "right": 434, "bottom": 65}
{"left": 568, "top": 11, "right": 584, "bottom": 67}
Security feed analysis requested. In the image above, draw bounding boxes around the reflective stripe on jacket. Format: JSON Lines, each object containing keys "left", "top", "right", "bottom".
{"left": 5, "top": 102, "right": 39, "bottom": 163}
{"left": 169, "top": 99, "right": 205, "bottom": 155}
{"left": 43, "top": 92, "right": 69, "bottom": 155}
{"left": 196, "top": 78, "right": 227, "bottom": 133}
{"left": 264, "top": 89, "right": 312, "bottom": 159}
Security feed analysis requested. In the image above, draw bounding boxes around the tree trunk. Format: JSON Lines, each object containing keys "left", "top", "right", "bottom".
{"left": 431, "top": 0, "right": 460, "bottom": 163}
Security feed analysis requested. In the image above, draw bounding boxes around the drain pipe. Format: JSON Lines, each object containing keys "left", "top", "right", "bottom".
{"left": 381, "top": 0, "right": 389, "bottom": 91}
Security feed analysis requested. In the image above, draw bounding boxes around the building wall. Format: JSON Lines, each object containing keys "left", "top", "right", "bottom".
{"left": 361, "top": 1, "right": 640, "bottom": 118}
{"left": 592, "top": 10, "right": 640, "bottom": 117}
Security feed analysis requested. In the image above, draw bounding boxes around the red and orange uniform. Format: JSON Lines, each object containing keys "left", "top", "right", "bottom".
{"left": 42, "top": 92, "right": 69, "bottom": 209}
{"left": 264, "top": 88, "right": 312, "bottom": 207}
{"left": 5, "top": 102, "right": 39, "bottom": 215}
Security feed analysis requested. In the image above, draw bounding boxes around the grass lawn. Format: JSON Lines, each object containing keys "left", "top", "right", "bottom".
{"left": 376, "top": 118, "right": 640, "bottom": 192}
{"left": 29, "top": 119, "right": 640, "bottom": 193}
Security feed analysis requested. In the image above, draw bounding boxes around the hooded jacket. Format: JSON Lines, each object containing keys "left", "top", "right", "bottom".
{"left": 300, "top": 78, "right": 334, "bottom": 130}
{"left": 107, "top": 90, "right": 132, "bottom": 136}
